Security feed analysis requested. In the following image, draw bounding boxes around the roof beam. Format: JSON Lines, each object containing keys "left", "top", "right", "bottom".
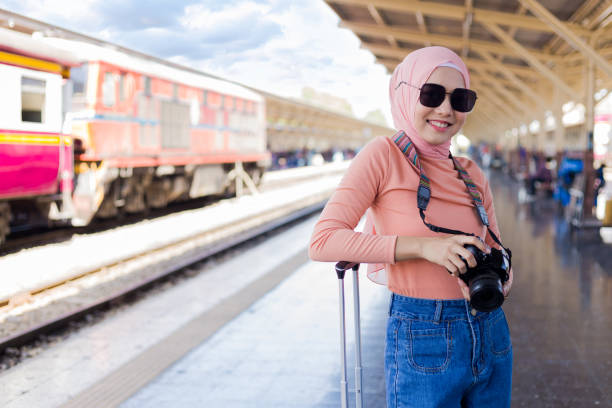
{"left": 364, "top": 43, "right": 543, "bottom": 79}
{"left": 366, "top": 4, "right": 398, "bottom": 47}
{"left": 472, "top": 78, "right": 525, "bottom": 123}
{"left": 471, "top": 69, "right": 532, "bottom": 118}
{"left": 466, "top": 110, "right": 510, "bottom": 140}
{"left": 545, "top": 0, "right": 601, "bottom": 54}
{"left": 591, "top": 1, "right": 612, "bottom": 28}
{"left": 475, "top": 106, "right": 512, "bottom": 130}
{"left": 377, "top": 57, "right": 400, "bottom": 72}
{"left": 476, "top": 6, "right": 552, "bottom": 113}
{"left": 470, "top": 71, "right": 525, "bottom": 92}
{"left": 477, "top": 50, "right": 549, "bottom": 108}
{"left": 415, "top": 11, "right": 431, "bottom": 47}
{"left": 519, "top": 0, "right": 612, "bottom": 78}
{"left": 327, "top": 0, "right": 592, "bottom": 36}
{"left": 556, "top": 45, "right": 612, "bottom": 64}
{"left": 341, "top": 21, "right": 564, "bottom": 63}
{"left": 367, "top": 4, "right": 385, "bottom": 26}
{"left": 482, "top": 22, "right": 575, "bottom": 98}
{"left": 462, "top": 0, "right": 473, "bottom": 58}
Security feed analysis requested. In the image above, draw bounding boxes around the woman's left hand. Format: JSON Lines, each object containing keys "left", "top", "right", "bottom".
{"left": 502, "top": 267, "right": 513, "bottom": 298}
{"left": 456, "top": 276, "right": 470, "bottom": 301}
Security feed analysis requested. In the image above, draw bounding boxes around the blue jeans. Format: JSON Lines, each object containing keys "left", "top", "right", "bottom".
{"left": 385, "top": 294, "right": 512, "bottom": 408}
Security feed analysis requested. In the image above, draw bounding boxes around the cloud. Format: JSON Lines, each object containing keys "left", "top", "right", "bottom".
{"left": 194, "top": 1, "right": 392, "bottom": 122}
{"left": 175, "top": 2, "right": 283, "bottom": 59}
{"left": 91, "top": 0, "right": 196, "bottom": 31}
{"left": 95, "top": 2, "right": 284, "bottom": 61}
{"left": 1, "top": 0, "right": 100, "bottom": 30}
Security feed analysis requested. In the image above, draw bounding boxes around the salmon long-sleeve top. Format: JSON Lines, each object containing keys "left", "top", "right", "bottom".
{"left": 309, "top": 135, "right": 501, "bottom": 299}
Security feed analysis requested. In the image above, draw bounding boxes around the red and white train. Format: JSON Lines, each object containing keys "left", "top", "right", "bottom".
{"left": 0, "top": 28, "right": 269, "bottom": 245}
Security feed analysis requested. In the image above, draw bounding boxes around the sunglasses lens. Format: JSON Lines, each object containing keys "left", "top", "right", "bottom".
{"left": 419, "top": 84, "right": 445, "bottom": 108}
{"left": 419, "top": 83, "right": 477, "bottom": 112}
{"left": 451, "top": 89, "right": 477, "bottom": 112}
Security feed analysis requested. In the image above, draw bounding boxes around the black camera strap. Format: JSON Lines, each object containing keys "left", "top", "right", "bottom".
{"left": 393, "top": 131, "right": 511, "bottom": 257}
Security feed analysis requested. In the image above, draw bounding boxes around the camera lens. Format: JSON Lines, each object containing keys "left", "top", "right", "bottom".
{"left": 468, "top": 273, "right": 504, "bottom": 312}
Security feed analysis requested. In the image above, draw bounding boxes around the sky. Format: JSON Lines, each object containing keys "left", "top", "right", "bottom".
{"left": 1, "top": 0, "right": 393, "bottom": 124}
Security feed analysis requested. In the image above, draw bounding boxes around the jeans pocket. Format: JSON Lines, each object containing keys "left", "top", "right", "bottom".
{"left": 487, "top": 311, "right": 512, "bottom": 355}
{"left": 406, "top": 321, "right": 451, "bottom": 373}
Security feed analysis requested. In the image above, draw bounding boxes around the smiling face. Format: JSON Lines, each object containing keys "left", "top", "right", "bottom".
{"left": 413, "top": 66, "right": 467, "bottom": 145}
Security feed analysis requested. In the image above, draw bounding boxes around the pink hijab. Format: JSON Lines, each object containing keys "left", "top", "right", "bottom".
{"left": 389, "top": 46, "right": 471, "bottom": 159}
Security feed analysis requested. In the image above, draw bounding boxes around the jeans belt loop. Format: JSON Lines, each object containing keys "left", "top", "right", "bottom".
{"left": 434, "top": 300, "right": 443, "bottom": 322}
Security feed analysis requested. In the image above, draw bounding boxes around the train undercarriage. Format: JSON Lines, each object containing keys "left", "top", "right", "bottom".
{"left": 0, "top": 202, "right": 9, "bottom": 246}
{"left": 72, "top": 161, "right": 265, "bottom": 226}
{"left": 0, "top": 161, "right": 265, "bottom": 246}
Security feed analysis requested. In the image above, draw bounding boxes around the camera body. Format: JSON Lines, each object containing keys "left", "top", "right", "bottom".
{"left": 459, "top": 244, "right": 511, "bottom": 312}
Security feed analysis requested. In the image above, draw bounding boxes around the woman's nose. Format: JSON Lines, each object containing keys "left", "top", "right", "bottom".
{"left": 435, "top": 94, "right": 453, "bottom": 114}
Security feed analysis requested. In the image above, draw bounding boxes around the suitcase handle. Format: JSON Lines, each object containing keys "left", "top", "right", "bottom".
{"left": 335, "top": 261, "right": 359, "bottom": 278}
{"left": 335, "top": 261, "right": 363, "bottom": 408}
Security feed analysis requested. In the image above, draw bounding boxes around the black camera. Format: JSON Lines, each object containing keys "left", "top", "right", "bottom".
{"left": 459, "top": 244, "right": 511, "bottom": 312}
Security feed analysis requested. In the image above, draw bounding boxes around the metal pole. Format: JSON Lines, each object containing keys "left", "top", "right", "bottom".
{"left": 352, "top": 265, "right": 363, "bottom": 408}
{"left": 583, "top": 38, "right": 596, "bottom": 219}
{"left": 338, "top": 276, "right": 349, "bottom": 408}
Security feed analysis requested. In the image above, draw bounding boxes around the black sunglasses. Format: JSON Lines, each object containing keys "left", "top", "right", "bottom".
{"left": 395, "top": 82, "right": 477, "bottom": 113}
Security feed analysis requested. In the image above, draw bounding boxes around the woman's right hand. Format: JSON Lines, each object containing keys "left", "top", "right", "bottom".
{"left": 418, "top": 235, "right": 488, "bottom": 276}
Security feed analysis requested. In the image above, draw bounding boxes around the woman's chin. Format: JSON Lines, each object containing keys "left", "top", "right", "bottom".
{"left": 422, "top": 133, "right": 453, "bottom": 145}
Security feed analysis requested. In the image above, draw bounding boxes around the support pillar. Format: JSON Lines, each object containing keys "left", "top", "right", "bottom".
{"left": 553, "top": 86, "right": 565, "bottom": 171}
{"left": 583, "top": 46, "right": 596, "bottom": 218}
{"left": 537, "top": 116, "right": 547, "bottom": 155}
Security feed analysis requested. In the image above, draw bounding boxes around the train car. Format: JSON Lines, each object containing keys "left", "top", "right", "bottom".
{"left": 0, "top": 28, "right": 79, "bottom": 245}
{"left": 43, "top": 37, "right": 269, "bottom": 226}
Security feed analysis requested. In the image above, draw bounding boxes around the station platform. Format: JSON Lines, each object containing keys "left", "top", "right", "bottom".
{"left": 121, "top": 245, "right": 388, "bottom": 408}
{"left": 1, "top": 170, "right": 611, "bottom": 408}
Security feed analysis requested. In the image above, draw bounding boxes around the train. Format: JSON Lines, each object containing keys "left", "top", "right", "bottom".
{"left": 0, "top": 27, "right": 269, "bottom": 246}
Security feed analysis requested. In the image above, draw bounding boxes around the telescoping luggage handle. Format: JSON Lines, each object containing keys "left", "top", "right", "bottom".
{"left": 335, "top": 261, "right": 363, "bottom": 408}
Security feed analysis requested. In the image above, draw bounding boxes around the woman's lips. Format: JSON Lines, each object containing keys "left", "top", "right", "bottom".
{"left": 427, "top": 119, "right": 452, "bottom": 132}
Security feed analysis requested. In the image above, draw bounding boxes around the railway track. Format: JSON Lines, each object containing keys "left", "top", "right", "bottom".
{"left": 0, "top": 196, "right": 217, "bottom": 257}
{"left": 0, "top": 198, "right": 326, "bottom": 361}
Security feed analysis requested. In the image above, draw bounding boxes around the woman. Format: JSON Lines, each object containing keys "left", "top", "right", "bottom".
{"left": 309, "top": 46, "right": 513, "bottom": 407}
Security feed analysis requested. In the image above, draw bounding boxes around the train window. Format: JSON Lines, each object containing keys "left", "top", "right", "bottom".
{"left": 71, "top": 63, "right": 88, "bottom": 95}
{"left": 173, "top": 83, "right": 179, "bottom": 100}
{"left": 102, "top": 72, "right": 116, "bottom": 107}
{"left": 190, "top": 98, "right": 200, "bottom": 126}
{"left": 21, "top": 77, "right": 45, "bottom": 123}
{"left": 119, "top": 73, "right": 127, "bottom": 101}
{"left": 143, "top": 76, "right": 152, "bottom": 97}
{"left": 202, "top": 90, "right": 208, "bottom": 106}
{"left": 220, "top": 95, "right": 225, "bottom": 109}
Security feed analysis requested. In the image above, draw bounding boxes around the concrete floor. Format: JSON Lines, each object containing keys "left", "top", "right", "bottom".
{"left": 493, "top": 171, "right": 612, "bottom": 408}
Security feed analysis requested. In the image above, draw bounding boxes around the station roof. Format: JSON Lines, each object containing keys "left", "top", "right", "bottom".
{"left": 325, "top": 0, "right": 612, "bottom": 143}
